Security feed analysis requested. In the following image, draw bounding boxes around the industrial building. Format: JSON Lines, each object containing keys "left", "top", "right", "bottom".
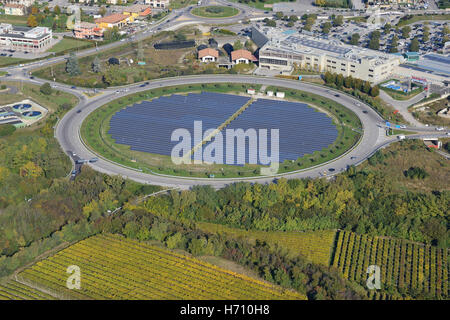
{"left": 0, "top": 24, "right": 53, "bottom": 52}
{"left": 251, "top": 26, "right": 403, "bottom": 83}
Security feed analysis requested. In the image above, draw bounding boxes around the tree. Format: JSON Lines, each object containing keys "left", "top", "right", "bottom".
{"left": 315, "top": 0, "right": 326, "bottom": 5}
{"left": 31, "top": 6, "right": 39, "bottom": 15}
{"left": 289, "top": 15, "right": 298, "bottom": 22}
{"left": 362, "top": 81, "right": 371, "bottom": 94}
{"left": 53, "top": 5, "right": 61, "bottom": 15}
{"left": 233, "top": 40, "right": 243, "bottom": 50}
{"left": 422, "top": 27, "right": 430, "bottom": 42}
{"left": 384, "top": 23, "right": 391, "bottom": 34}
{"left": 287, "top": 21, "right": 294, "bottom": 28}
{"left": 40, "top": 82, "right": 52, "bottom": 95}
{"left": 409, "top": 37, "right": 420, "bottom": 52}
{"left": 66, "top": 52, "right": 81, "bottom": 76}
{"left": 333, "top": 15, "right": 344, "bottom": 27}
{"left": 402, "top": 26, "right": 411, "bottom": 38}
{"left": 369, "top": 37, "right": 380, "bottom": 50}
{"left": 350, "top": 33, "right": 360, "bottom": 45}
{"left": 370, "top": 86, "right": 379, "bottom": 97}
{"left": 44, "top": 6, "right": 50, "bottom": 14}
{"left": 335, "top": 74, "right": 344, "bottom": 88}
{"left": 265, "top": 19, "right": 276, "bottom": 27}
{"left": 275, "top": 12, "right": 284, "bottom": 20}
{"left": 390, "top": 34, "right": 399, "bottom": 53}
{"left": 27, "top": 15, "right": 38, "bottom": 28}
{"left": 322, "top": 22, "right": 332, "bottom": 34}
{"left": 92, "top": 56, "right": 101, "bottom": 73}
{"left": 99, "top": 6, "right": 107, "bottom": 17}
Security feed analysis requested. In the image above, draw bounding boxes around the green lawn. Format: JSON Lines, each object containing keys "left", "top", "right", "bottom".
{"left": 47, "top": 38, "right": 94, "bottom": 54}
{"left": 380, "top": 86, "right": 424, "bottom": 101}
{"left": 191, "top": 6, "right": 239, "bottom": 18}
{"left": 0, "top": 57, "right": 28, "bottom": 68}
{"left": 0, "top": 15, "right": 28, "bottom": 26}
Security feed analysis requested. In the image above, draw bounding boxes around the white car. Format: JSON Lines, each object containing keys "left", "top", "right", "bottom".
{"left": 436, "top": 127, "right": 444, "bottom": 131}
{"left": 400, "top": 125, "right": 406, "bottom": 129}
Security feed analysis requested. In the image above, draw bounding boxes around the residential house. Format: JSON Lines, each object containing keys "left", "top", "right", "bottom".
{"left": 122, "top": 4, "right": 152, "bottom": 19}
{"left": 95, "top": 13, "right": 133, "bottom": 30}
{"left": 145, "top": 0, "right": 170, "bottom": 8}
{"left": 198, "top": 48, "right": 218, "bottom": 62}
{"left": 231, "top": 49, "right": 257, "bottom": 64}
{"left": 74, "top": 22, "right": 103, "bottom": 40}
{"left": 4, "top": 3, "right": 26, "bottom": 16}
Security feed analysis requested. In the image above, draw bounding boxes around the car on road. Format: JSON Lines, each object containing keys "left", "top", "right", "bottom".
{"left": 400, "top": 125, "right": 406, "bottom": 129}
{"left": 71, "top": 86, "right": 77, "bottom": 89}
{"left": 328, "top": 168, "right": 335, "bottom": 172}
{"left": 139, "top": 84, "right": 146, "bottom": 87}
{"left": 350, "top": 156, "right": 357, "bottom": 160}
{"left": 71, "top": 170, "right": 77, "bottom": 177}
{"left": 362, "top": 110, "right": 368, "bottom": 114}
{"left": 436, "top": 127, "right": 444, "bottom": 131}
{"left": 89, "top": 158, "right": 99, "bottom": 163}
{"left": 76, "top": 110, "right": 82, "bottom": 113}
{"left": 334, "top": 94, "right": 340, "bottom": 97}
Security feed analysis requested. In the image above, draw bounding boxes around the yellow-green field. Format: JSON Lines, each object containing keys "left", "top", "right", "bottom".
{"left": 17, "top": 234, "right": 306, "bottom": 300}
{"left": 197, "top": 222, "right": 336, "bottom": 266}
{"left": 0, "top": 280, "right": 55, "bottom": 300}
{"left": 332, "top": 230, "right": 448, "bottom": 298}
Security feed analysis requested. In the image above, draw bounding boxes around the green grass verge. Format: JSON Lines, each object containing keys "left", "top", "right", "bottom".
{"left": 81, "top": 83, "right": 361, "bottom": 178}
{"left": 191, "top": 6, "right": 239, "bottom": 18}
{"left": 47, "top": 38, "right": 94, "bottom": 54}
{"left": 396, "top": 14, "right": 450, "bottom": 27}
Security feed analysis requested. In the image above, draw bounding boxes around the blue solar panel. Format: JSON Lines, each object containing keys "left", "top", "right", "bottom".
{"left": 108, "top": 93, "right": 338, "bottom": 166}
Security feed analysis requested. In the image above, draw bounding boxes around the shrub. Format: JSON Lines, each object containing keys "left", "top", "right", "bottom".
{"left": 0, "top": 124, "right": 16, "bottom": 137}
{"left": 40, "top": 82, "right": 52, "bottom": 95}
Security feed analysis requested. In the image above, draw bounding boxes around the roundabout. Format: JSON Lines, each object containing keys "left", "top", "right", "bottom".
{"left": 81, "top": 83, "right": 360, "bottom": 179}
{"left": 56, "top": 75, "right": 388, "bottom": 189}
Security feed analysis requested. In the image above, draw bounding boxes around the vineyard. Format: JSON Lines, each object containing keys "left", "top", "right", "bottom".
{"left": 17, "top": 234, "right": 306, "bottom": 300}
{"left": 331, "top": 230, "right": 449, "bottom": 299}
{"left": 197, "top": 222, "right": 336, "bottom": 265}
{"left": 0, "top": 280, "right": 55, "bottom": 300}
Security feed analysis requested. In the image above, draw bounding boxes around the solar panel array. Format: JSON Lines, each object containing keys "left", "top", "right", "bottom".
{"left": 109, "top": 93, "right": 338, "bottom": 166}
{"left": 222, "top": 99, "right": 338, "bottom": 165}
{"left": 108, "top": 92, "right": 250, "bottom": 160}
{"left": 282, "top": 36, "right": 351, "bottom": 55}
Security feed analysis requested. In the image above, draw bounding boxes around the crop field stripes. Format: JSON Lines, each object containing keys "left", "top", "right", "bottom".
{"left": 331, "top": 230, "right": 449, "bottom": 298}
{"left": 0, "top": 280, "right": 56, "bottom": 300}
{"left": 18, "top": 234, "right": 305, "bottom": 300}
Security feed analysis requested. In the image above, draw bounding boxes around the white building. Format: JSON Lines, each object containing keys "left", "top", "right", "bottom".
{"left": 145, "top": 0, "right": 170, "bottom": 8}
{"left": 252, "top": 26, "right": 403, "bottom": 83}
{"left": 0, "top": 24, "right": 53, "bottom": 52}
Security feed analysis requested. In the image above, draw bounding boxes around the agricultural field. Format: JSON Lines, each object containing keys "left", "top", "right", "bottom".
{"left": 17, "top": 234, "right": 306, "bottom": 300}
{"left": 198, "top": 222, "right": 336, "bottom": 266}
{"left": 331, "top": 230, "right": 449, "bottom": 299}
{"left": 0, "top": 280, "right": 55, "bottom": 300}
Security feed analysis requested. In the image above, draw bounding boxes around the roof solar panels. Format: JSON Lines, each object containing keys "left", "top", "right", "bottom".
{"left": 423, "top": 54, "right": 450, "bottom": 65}
{"left": 282, "top": 36, "right": 351, "bottom": 55}
{"left": 108, "top": 93, "right": 338, "bottom": 166}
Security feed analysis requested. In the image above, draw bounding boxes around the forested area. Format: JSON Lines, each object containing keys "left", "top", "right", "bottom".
{"left": 143, "top": 169, "right": 449, "bottom": 247}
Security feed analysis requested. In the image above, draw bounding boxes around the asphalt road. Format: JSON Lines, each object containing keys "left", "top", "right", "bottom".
{"left": 51, "top": 74, "right": 446, "bottom": 189}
